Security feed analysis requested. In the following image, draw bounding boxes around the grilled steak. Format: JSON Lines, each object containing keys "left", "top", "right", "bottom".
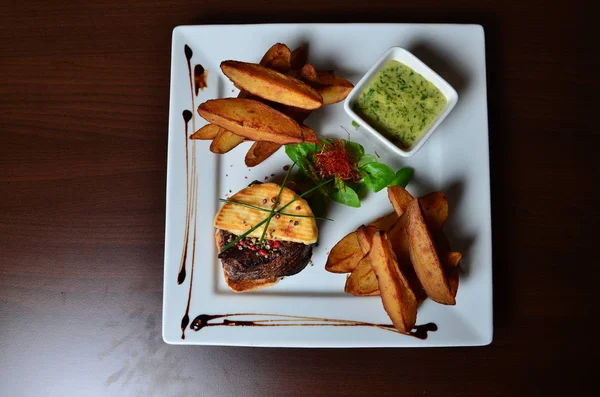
{"left": 217, "top": 230, "right": 313, "bottom": 281}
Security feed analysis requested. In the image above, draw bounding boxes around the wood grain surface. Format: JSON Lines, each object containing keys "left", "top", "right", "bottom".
{"left": 0, "top": 1, "right": 597, "bottom": 396}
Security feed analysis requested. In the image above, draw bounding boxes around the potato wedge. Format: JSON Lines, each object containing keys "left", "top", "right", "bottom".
{"left": 388, "top": 186, "right": 414, "bottom": 216}
{"left": 387, "top": 214, "right": 410, "bottom": 264}
{"left": 243, "top": 113, "right": 316, "bottom": 168}
{"left": 369, "top": 212, "right": 398, "bottom": 231}
{"left": 198, "top": 99, "right": 303, "bottom": 144}
{"left": 221, "top": 61, "right": 323, "bottom": 110}
{"left": 317, "top": 71, "right": 354, "bottom": 87}
{"left": 447, "top": 267, "right": 459, "bottom": 298}
{"left": 356, "top": 225, "right": 378, "bottom": 254}
{"left": 210, "top": 128, "right": 245, "bottom": 154}
{"left": 290, "top": 44, "right": 309, "bottom": 71}
{"left": 276, "top": 106, "right": 312, "bottom": 123}
{"left": 345, "top": 255, "right": 379, "bottom": 296}
{"left": 445, "top": 252, "right": 462, "bottom": 269}
{"left": 300, "top": 125, "right": 320, "bottom": 144}
{"left": 319, "top": 84, "right": 353, "bottom": 105}
{"left": 419, "top": 192, "right": 449, "bottom": 233}
{"left": 299, "top": 64, "right": 319, "bottom": 84}
{"left": 259, "top": 43, "right": 291, "bottom": 73}
{"left": 245, "top": 141, "right": 281, "bottom": 167}
{"left": 445, "top": 251, "right": 461, "bottom": 298}
{"left": 190, "top": 124, "right": 221, "bottom": 140}
{"left": 325, "top": 231, "right": 362, "bottom": 273}
{"left": 406, "top": 199, "right": 455, "bottom": 305}
{"left": 369, "top": 232, "right": 418, "bottom": 333}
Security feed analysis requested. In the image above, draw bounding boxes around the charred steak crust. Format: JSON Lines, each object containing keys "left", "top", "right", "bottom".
{"left": 217, "top": 230, "right": 313, "bottom": 281}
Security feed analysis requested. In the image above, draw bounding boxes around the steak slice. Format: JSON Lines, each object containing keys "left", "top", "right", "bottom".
{"left": 217, "top": 230, "right": 313, "bottom": 281}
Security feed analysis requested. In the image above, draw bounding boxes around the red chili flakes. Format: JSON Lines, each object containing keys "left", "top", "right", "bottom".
{"left": 245, "top": 176, "right": 248, "bottom": 179}
{"left": 271, "top": 197, "right": 276, "bottom": 203}
{"left": 272, "top": 240, "right": 280, "bottom": 248}
{"left": 258, "top": 249, "right": 267, "bottom": 256}
{"left": 283, "top": 165, "right": 290, "bottom": 171}
{"left": 262, "top": 199, "right": 267, "bottom": 204}
{"left": 264, "top": 176, "right": 269, "bottom": 180}
{"left": 295, "top": 206, "right": 301, "bottom": 211}
{"left": 275, "top": 214, "right": 281, "bottom": 219}
{"left": 314, "top": 139, "right": 361, "bottom": 182}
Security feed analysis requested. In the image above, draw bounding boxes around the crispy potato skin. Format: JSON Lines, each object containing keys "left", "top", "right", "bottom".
{"left": 245, "top": 141, "right": 282, "bottom": 167}
{"left": 419, "top": 192, "right": 449, "bottom": 234}
{"left": 221, "top": 61, "right": 323, "bottom": 110}
{"left": 198, "top": 99, "right": 304, "bottom": 144}
{"left": 325, "top": 231, "right": 363, "bottom": 273}
{"left": 406, "top": 199, "right": 455, "bottom": 305}
{"left": 388, "top": 186, "right": 414, "bottom": 216}
{"left": 369, "top": 212, "right": 397, "bottom": 231}
{"left": 210, "top": 128, "right": 245, "bottom": 154}
{"left": 190, "top": 124, "right": 221, "bottom": 140}
{"left": 345, "top": 256, "right": 379, "bottom": 296}
{"left": 369, "top": 232, "right": 418, "bottom": 333}
{"left": 259, "top": 43, "right": 292, "bottom": 73}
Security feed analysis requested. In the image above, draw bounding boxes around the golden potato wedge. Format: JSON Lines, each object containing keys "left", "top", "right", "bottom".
{"left": 369, "top": 232, "right": 418, "bottom": 333}
{"left": 447, "top": 267, "right": 459, "bottom": 298}
{"left": 387, "top": 214, "right": 410, "bottom": 265}
{"left": 445, "top": 252, "right": 462, "bottom": 269}
{"left": 276, "top": 106, "right": 312, "bottom": 123}
{"left": 210, "top": 128, "right": 245, "bottom": 154}
{"left": 369, "top": 212, "right": 398, "bottom": 231}
{"left": 290, "top": 44, "right": 309, "bottom": 71}
{"left": 300, "top": 125, "right": 320, "bottom": 144}
{"left": 325, "top": 231, "right": 362, "bottom": 273}
{"left": 299, "top": 64, "right": 319, "bottom": 84}
{"left": 245, "top": 141, "right": 281, "bottom": 167}
{"left": 243, "top": 112, "right": 317, "bottom": 168}
{"left": 319, "top": 84, "right": 353, "bottom": 105}
{"left": 406, "top": 199, "right": 455, "bottom": 305}
{"left": 190, "top": 124, "right": 221, "bottom": 140}
{"left": 345, "top": 255, "right": 379, "bottom": 296}
{"left": 259, "top": 43, "right": 292, "bottom": 73}
{"left": 445, "top": 251, "right": 461, "bottom": 298}
{"left": 198, "top": 99, "right": 303, "bottom": 144}
{"left": 316, "top": 71, "right": 354, "bottom": 87}
{"left": 356, "top": 225, "right": 378, "bottom": 254}
{"left": 388, "top": 186, "right": 414, "bottom": 216}
{"left": 221, "top": 61, "right": 323, "bottom": 110}
{"left": 419, "top": 192, "right": 449, "bottom": 233}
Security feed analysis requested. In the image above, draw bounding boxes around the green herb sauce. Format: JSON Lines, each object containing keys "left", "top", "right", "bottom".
{"left": 354, "top": 60, "right": 446, "bottom": 149}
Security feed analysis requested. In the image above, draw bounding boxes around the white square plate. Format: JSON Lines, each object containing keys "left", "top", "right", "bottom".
{"left": 163, "top": 23, "right": 492, "bottom": 347}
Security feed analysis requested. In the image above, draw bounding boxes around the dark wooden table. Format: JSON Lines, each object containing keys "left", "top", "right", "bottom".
{"left": 1, "top": 1, "right": 596, "bottom": 396}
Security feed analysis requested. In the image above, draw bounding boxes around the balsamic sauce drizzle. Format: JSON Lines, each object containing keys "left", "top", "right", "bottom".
{"left": 180, "top": 44, "right": 200, "bottom": 339}
{"left": 177, "top": 110, "right": 193, "bottom": 285}
{"left": 194, "top": 64, "right": 207, "bottom": 95}
{"left": 190, "top": 314, "right": 437, "bottom": 340}
{"left": 177, "top": 44, "right": 438, "bottom": 341}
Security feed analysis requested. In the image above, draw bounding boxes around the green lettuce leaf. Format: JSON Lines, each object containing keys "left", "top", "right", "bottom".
{"left": 361, "top": 162, "right": 395, "bottom": 192}
{"left": 388, "top": 167, "right": 414, "bottom": 188}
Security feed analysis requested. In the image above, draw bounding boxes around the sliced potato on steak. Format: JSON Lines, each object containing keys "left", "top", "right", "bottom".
{"left": 214, "top": 183, "right": 317, "bottom": 244}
